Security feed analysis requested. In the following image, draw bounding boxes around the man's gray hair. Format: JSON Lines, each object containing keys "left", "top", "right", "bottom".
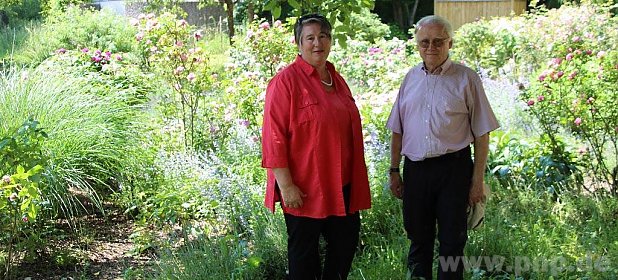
{"left": 414, "top": 15, "right": 454, "bottom": 39}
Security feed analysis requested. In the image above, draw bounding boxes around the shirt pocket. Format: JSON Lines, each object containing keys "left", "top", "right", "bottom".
{"left": 296, "top": 93, "right": 318, "bottom": 124}
{"left": 444, "top": 96, "right": 468, "bottom": 115}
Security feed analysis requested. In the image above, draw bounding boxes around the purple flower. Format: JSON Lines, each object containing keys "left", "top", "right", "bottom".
{"left": 81, "top": 48, "right": 89, "bottom": 53}
{"left": 550, "top": 57, "right": 562, "bottom": 66}
{"left": 22, "top": 216, "right": 29, "bottom": 223}
{"left": 187, "top": 73, "right": 196, "bottom": 82}
{"left": 238, "top": 119, "right": 250, "bottom": 127}
{"left": 566, "top": 53, "right": 574, "bottom": 61}
{"left": 574, "top": 117, "right": 582, "bottom": 126}
{"left": 537, "top": 96, "right": 545, "bottom": 102}
{"left": 587, "top": 97, "right": 595, "bottom": 104}
{"left": 568, "top": 71, "right": 578, "bottom": 80}
{"left": 115, "top": 54, "right": 123, "bottom": 61}
{"left": 555, "top": 71, "right": 564, "bottom": 79}
{"left": 572, "top": 36, "right": 581, "bottom": 42}
{"left": 56, "top": 48, "right": 67, "bottom": 54}
{"left": 527, "top": 100, "right": 535, "bottom": 106}
{"left": 259, "top": 21, "right": 270, "bottom": 30}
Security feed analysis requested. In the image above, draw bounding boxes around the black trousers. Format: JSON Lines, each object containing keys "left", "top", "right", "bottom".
{"left": 283, "top": 186, "right": 360, "bottom": 280}
{"left": 402, "top": 147, "right": 473, "bottom": 280}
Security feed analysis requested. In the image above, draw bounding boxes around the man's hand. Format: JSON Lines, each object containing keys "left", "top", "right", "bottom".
{"left": 390, "top": 173, "right": 404, "bottom": 199}
{"left": 279, "top": 183, "right": 307, "bottom": 208}
{"left": 468, "top": 181, "right": 485, "bottom": 205}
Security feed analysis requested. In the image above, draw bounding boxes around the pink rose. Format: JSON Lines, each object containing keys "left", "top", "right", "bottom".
{"left": 187, "top": 73, "right": 196, "bottom": 82}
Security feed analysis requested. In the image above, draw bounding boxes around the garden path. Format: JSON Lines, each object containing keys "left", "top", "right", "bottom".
{"left": 10, "top": 202, "right": 152, "bottom": 279}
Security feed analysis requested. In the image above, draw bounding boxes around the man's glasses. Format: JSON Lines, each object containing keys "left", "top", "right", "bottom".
{"left": 417, "top": 37, "right": 450, "bottom": 49}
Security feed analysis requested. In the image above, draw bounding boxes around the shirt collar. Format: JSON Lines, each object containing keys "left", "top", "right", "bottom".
{"left": 422, "top": 57, "right": 452, "bottom": 75}
{"left": 294, "top": 55, "right": 336, "bottom": 76}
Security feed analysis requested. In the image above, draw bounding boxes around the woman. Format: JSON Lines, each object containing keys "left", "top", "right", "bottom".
{"left": 261, "top": 13, "right": 371, "bottom": 280}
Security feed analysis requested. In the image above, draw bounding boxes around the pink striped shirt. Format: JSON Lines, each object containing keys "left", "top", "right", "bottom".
{"left": 386, "top": 58, "right": 499, "bottom": 161}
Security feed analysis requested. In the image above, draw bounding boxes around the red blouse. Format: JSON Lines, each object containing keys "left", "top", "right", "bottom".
{"left": 261, "top": 55, "right": 371, "bottom": 218}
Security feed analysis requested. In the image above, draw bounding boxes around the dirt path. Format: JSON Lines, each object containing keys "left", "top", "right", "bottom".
{"left": 9, "top": 203, "right": 152, "bottom": 280}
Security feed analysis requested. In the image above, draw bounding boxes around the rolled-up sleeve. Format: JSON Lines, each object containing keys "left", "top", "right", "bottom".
{"left": 262, "top": 77, "right": 291, "bottom": 168}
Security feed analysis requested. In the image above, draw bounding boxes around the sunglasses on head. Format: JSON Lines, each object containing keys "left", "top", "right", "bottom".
{"left": 297, "top": 13, "right": 327, "bottom": 25}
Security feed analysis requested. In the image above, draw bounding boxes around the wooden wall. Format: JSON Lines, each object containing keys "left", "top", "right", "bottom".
{"left": 434, "top": 0, "right": 527, "bottom": 30}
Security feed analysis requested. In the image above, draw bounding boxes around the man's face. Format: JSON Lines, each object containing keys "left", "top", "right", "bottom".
{"left": 416, "top": 23, "right": 452, "bottom": 70}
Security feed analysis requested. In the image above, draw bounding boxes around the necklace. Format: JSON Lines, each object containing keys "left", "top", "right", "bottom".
{"left": 321, "top": 71, "right": 333, "bottom": 87}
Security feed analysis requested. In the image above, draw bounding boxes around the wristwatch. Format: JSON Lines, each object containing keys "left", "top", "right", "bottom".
{"left": 389, "top": 167, "right": 400, "bottom": 173}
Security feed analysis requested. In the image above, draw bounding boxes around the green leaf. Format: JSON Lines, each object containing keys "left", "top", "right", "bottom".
{"left": 264, "top": 0, "right": 277, "bottom": 10}
{"left": 247, "top": 256, "right": 263, "bottom": 267}
{"left": 273, "top": 5, "right": 282, "bottom": 19}
{"left": 27, "top": 165, "right": 44, "bottom": 176}
{"left": 288, "top": 0, "right": 300, "bottom": 9}
{"left": 29, "top": 202, "right": 38, "bottom": 219}
{"left": 17, "top": 165, "right": 25, "bottom": 174}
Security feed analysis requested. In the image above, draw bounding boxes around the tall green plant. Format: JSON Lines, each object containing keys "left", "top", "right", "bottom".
{"left": 134, "top": 12, "right": 215, "bottom": 151}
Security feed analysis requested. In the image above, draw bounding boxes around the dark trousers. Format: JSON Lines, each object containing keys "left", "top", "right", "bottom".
{"left": 402, "top": 147, "right": 473, "bottom": 280}
{"left": 283, "top": 186, "right": 360, "bottom": 280}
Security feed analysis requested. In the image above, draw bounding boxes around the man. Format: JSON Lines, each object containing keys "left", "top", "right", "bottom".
{"left": 386, "top": 15, "right": 499, "bottom": 279}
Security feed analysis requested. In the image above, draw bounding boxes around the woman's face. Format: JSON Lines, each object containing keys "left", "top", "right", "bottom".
{"left": 298, "top": 22, "right": 331, "bottom": 67}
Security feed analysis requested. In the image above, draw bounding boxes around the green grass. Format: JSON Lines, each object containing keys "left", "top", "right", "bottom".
{"left": 0, "top": 66, "right": 151, "bottom": 220}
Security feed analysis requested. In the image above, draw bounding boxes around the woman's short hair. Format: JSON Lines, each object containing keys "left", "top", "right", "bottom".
{"left": 414, "top": 15, "right": 454, "bottom": 39}
{"left": 294, "top": 13, "right": 332, "bottom": 45}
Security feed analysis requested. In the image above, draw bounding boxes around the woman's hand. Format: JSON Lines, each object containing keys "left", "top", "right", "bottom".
{"left": 279, "top": 184, "right": 307, "bottom": 208}
{"left": 389, "top": 173, "right": 403, "bottom": 199}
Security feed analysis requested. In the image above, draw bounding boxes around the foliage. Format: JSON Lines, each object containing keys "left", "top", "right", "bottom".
{"left": 263, "top": 0, "right": 375, "bottom": 47}
{"left": 0, "top": 119, "right": 48, "bottom": 278}
{"left": 520, "top": 15, "right": 618, "bottom": 192}
{"left": 0, "top": 0, "right": 42, "bottom": 26}
{"left": 451, "top": 19, "right": 517, "bottom": 76}
{"left": 488, "top": 131, "right": 583, "bottom": 194}
{"left": 10, "top": 6, "right": 136, "bottom": 66}
{"left": 454, "top": 4, "right": 618, "bottom": 193}
{"left": 346, "top": 8, "right": 391, "bottom": 42}
{"left": 134, "top": 12, "right": 218, "bottom": 151}
{"left": 0, "top": 165, "right": 44, "bottom": 279}
{"left": 39, "top": 0, "right": 89, "bottom": 19}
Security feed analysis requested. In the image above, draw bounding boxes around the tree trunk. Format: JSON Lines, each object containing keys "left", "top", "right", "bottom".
{"left": 224, "top": 0, "right": 234, "bottom": 45}
{"left": 247, "top": 2, "right": 254, "bottom": 23}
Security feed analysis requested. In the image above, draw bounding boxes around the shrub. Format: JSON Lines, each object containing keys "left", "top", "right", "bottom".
{"left": 11, "top": 6, "right": 137, "bottom": 66}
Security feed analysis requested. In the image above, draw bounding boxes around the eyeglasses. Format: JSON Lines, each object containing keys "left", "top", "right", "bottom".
{"left": 417, "top": 37, "right": 450, "bottom": 49}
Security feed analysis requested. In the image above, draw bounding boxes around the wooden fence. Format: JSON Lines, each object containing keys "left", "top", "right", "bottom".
{"left": 434, "top": 0, "right": 527, "bottom": 30}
